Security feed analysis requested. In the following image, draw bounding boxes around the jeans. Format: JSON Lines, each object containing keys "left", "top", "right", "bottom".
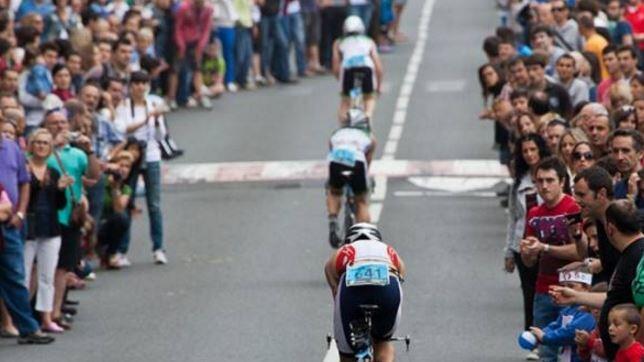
{"left": 533, "top": 292, "right": 562, "bottom": 361}
{"left": 235, "top": 26, "right": 253, "bottom": 86}
{"left": 87, "top": 175, "right": 106, "bottom": 230}
{"left": 99, "top": 213, "right": 130, "bottom": 255}
{"left": 216, "top": 27, "right": 236, "bottom": 85}
{"left": 0, "top": 226, "right": 39, "bottom": 335}
{"left": 121, "top": 161, "right": 164, "bottom": 253}
{"left": 320, "top": 6, "right": 347, "bottom": 68}
{"left": 349, "top": 3, "right": 373, "bottom": 30}
{"left": 281, "top": 13, "right": 307, "bottom": 76}
{"left": 513, "top": 252, "right": 538, "bottom": 331}
{"left": 260, "top": 14, "right": 290, "bottom": 81}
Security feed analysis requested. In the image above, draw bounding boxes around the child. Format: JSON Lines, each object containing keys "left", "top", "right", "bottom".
{"left": 201, "top": 41, "right": 225, "bottom": 98}
{"left": 24, "top": 49, "right": 53, "bottom": 100}
{"left": 608, "top": 303, "right": 644, "bottom": 362}
{"left": 529, "top": 269, "right": 596, "bottom": 362}
{"left": 575, "top": 282, "right": 608, "bottom": 362}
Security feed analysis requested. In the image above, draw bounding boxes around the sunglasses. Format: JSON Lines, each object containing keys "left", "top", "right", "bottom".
{"left": 551, "top": 7, "right": 567, "bottom": 12}
{"left": 572, "top": 151, "right": 593, "bottom": 161}
{"left": 32, "top": 140, "right": 50, "bottom": 146}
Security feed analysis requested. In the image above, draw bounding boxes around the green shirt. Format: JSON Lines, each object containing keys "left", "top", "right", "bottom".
{"left": 47, "top": 145, "right": 88, "bottom": 226}
{"left": 633, "top": 256, "right": 644, "bottom": 307}
{"left": 102, "top": 182, "right": 132, "bottom": 219}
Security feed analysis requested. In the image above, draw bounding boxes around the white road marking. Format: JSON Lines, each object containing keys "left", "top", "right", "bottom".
{"left": 372, "top": 175, "right": 388, "bottom": 201}
{"left": 407, "top": 176, "right": 511, "bottom": 193}
{"left": 323, "top": 339, "right": 339, "bottom": 362}
{"left": 393, "top": 190, "right": 498, "bottom": 198}
{"left": 369, "top": 203, "right": 383, "bottom": 225}
{"left": 426, "top": 80, "right": 466, "bottom": 93}
{"left": 393, "top": 191, "right": 425, "bottom": 197}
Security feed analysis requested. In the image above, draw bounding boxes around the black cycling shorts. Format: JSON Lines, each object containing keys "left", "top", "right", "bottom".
{"left": 333, "top": 274, "right": 402, "bottom": 355}
{"left": 328, "top": 161, "right": 369, "bottom": 195}
{"left": 341, "top": 67, "right": 375, "bottom": 97}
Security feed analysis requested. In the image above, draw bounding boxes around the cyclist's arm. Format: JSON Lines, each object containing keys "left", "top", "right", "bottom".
{"left": 332, "top": 41, "right": 342, "bottom": 79}
{"left": 371, "top": 47, "right": 383, "bottom": 93}
{"left": 324, "top": 252, "right": 341, "bottom": 296}
{"left": 397, "top": 257, "right": 406, "bottom": 279}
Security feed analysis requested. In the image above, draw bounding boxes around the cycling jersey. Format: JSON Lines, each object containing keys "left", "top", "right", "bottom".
{"left": 338, "top": 35, "right": 376, "bottom": 70}
{"left": 333, "top": 240, "right": 403, "bottom": 356}
{"left": 327, "top": 127, "right": 372, "bottom": 194}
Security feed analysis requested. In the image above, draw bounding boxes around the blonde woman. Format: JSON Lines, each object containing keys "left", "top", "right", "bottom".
{"left": 23, "top": 129, "right": 73, "bottom": 333}
{"left": 558, "top": 128, "right": 589, "bottom": 173}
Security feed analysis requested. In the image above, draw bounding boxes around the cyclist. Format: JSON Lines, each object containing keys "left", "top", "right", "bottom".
{"left": 324, "top": 223, "right": 406, "bottom": 362}
{"left": 326, "top": 108, "right": 377, "bottom": 248}
{"left": 332, "top": 15, "right": 384, "bottom": 122}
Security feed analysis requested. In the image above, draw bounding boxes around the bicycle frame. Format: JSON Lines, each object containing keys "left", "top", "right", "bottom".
{"left": 349, "top": 73, "right": 365, "bottom": 111}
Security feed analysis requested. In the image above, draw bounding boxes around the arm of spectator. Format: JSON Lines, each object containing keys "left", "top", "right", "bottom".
{"left": 196, "top": 9, "right": 214, "bottom": 60}
{"left": 520, "top": 237, "right": 540, "bottom": 267}
{"left": 18, "top": 73, "right": 44, "bottom": 108}
{"left": 173, "top": 7, "right": 187, "bottom": 58}
{"left": 542, "top": 312, "right": 595, "bottom": 347}
{"left": 54, "top": 171, "right": 71, "bottom": 210}
{"left": 0, "top": 190, "right": 12, "bottom": 222}
{"left": 574, "top": 329, "right": 591, "bottom": 361}
{"left": 549, "top": 286, "right": 606, "bottom": 308}
{"left": 9, "top": 182, "right": 30, "bottom": 228}
{"left": 623, "top": 33, "right": 634, "bottom": 47}
{"left": 331, "top": 40, "right": 341, "bottom": 79}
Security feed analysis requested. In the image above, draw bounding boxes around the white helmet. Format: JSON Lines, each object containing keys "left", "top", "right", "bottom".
{"left": 343, "top": 15, "right": 365, "bottom": 35}
{"left": 345, "top": 223, "right": 382, "bottom": 244}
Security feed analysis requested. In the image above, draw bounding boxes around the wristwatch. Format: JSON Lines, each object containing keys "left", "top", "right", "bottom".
{"left": 543, "top": 244, "right": 550, "bottom": 253}
{"left": 15, "top": 212, "right": 24, "bottom": 221}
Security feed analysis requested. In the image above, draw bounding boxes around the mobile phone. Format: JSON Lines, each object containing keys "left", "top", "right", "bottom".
{"left": 565, "top": 212, "right": 582, "bottom": 225}
{"left": 525, "top": 193, "right": 538, "bottom": 211}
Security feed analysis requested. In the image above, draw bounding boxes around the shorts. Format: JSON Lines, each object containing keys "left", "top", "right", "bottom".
{"left": 58, "top": 224, "right": 81, "bottom": 271}
{"left": 302, "top": 11, "right": 321, "bottom": 46}
{"left": 173, "top": 42, "right": 201, "bottom": 73}
{"left": 333, "top": 274, "right": 402, "bottom": 356}
{"left": 341, "top": 67, "right": 375, "bottom": 97}
{"left": 328, "top": 160, "right": 369, "bottom": 195}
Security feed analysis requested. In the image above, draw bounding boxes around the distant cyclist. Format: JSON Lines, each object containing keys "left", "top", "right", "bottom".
{"left": 324, "top": 223, "right": 406, "bottom": 362}
{"left": 332, "top": 15, "right": 384, "bottom": 122}
{"left": 326, "top": 108, "right": 377, "bottom": 248}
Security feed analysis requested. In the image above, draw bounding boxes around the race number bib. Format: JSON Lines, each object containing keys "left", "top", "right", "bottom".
{"left": 331, "top": 148, "right": 356, "bottom": 167}
{"left": 343, "top": 55, "right": 367, "bottom": 68}
{"left": 346, "top": 263, "right": 390, "bottom": 287}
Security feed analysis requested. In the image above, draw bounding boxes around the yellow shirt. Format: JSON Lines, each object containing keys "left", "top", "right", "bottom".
{"left": 584, "top": 33, "right": 609, "bottom": 81}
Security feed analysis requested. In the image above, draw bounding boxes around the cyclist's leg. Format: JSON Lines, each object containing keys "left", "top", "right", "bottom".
{"left": 339, "top": 68, "right": 353, "bottom": 122}
{"left": 327, "top": 162, "right": 346, "bottom": 217}
{"left": 362, "top": 67, "right": 376, "bottom": 118}
{"left": 373, "top": 341, "right": 395, "bottom": 362}
{"left": 350, "top": 161, "right": 370, "bottom": 222}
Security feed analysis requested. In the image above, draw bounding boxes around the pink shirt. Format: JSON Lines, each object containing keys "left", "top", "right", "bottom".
{"left": 173, "top": 1, "right": 214, "bottom": 58}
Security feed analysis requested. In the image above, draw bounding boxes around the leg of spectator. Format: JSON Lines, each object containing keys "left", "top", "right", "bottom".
{"left": 319, "top": 7, "right": 333, "bottom": 68}
{"left": 0, "top": 226, "right": 39, "bottom": 335}
{"left": 513, "top": 251, "right": 537, "bottom": 330}
{"left": 218, "top": 26, "right": 237, "bottom": 88}
{"left": 143, "top": 162, "right": 164, "bottom": 252}
{"left": 0, "top": 300, "right": 17, "bottom": 334}
{"left": 292, "top": 13, "right": 307, "bottom": 77}
{"left": 22, "top": 240, "right": 37, "bottom": 292}
{"left": 36, "top": 237, "right": 60, "bottom": 327}
{"left": 273, "top": 16, "right": 292, "bottom": 82}
{"left": 532, "top": 293, "right": 562, "bottom": 362}
{"left": 235, "top": 27, "right": 249, "bottom": 87}
{"left": 391, "top": 0, "right": 406, "bottom": 42}
{"left": 260, "top": 17, "right": 275, "bottom": 79}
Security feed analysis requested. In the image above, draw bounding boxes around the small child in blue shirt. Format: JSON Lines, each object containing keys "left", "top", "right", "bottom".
{"left": 529, "top": 269, "right": 596, "bottom": 362}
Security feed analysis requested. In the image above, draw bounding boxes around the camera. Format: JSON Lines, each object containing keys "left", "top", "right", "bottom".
{"left": 105, "top": 169, "right": 122, "bottom": 183}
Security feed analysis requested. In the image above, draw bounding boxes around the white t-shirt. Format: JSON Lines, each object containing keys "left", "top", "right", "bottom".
{"left": 328, "top": 127, "right": 372, "bottom": 164}
{"left": 114, "top": 96, "right": 167, "bottom": 163}
{"left": 339, "top": 35, "right": 376, "bottom": 70}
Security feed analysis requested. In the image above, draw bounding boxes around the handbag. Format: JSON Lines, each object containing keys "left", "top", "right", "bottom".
{"left": 52, "top": 149, "right": 89, "bottom": 227}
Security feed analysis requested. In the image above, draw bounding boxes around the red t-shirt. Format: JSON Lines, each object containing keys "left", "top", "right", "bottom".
{"left": 625, "top": 5, "right": 644, "bottom": 49}
{"left": 615, "top": 341, "right": 644, "bottom": 362}
{"left": 525, "top": 194, "right": 581, "bottom": 293}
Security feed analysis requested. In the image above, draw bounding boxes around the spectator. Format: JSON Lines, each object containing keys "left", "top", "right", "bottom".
{"left": 98, "top": 150, "right": 133, "bottom": 269}
{"left": 201, "top": 42, "right": 226, "bottom": 98}
{"left": 520, "top": 156, "right": 581, "bottom": 362}
{"left": 597, "top": 46, "right": 624, "bottom": 105}
{"left": 150, "top": 0, "right": 178, "bottom": 109}
{"left": 551, "top": 0, "right": 583, "bottom": 51}
{"left": 23, "top": 129, "right": 70, "bottom": 334}
{"left": 608, "top": 304, "right": 644, "bottom": 361}
{"left": 173, "top": 0, "right": 214, "bottom": 108}
{"left": 558, "top": 128, "right": 589, "bottom": 176}
{"left": 617, "top": 46, "right": 640, "bottom": 82}
{"left": 609, "top": 129, "right": 643, "bottom": 199}
{"left": 585, "top": 112, "right": 612, "bottom": 157}
{"left": 233, "top": 0, "right": 254, "bottom": 88}
{"left": 43, "top": 0, "right": 82, "bottom": 42}
{"left": 282, "top": 0, "right": 307, "bottom": 79}
{"left": 319, "top": 0, "right": 347, "bottom": 70}
{"left": 504, "top": 134, "right": 549, "bottom": 343}
{"left": 259, "top": 0, "right": 292, "bottom": 83}
{"left": 555, "top": 54, "right": 589, "bottom": 108}
{"left": 530, "top": 25, "right": 566, "bottom": 76}
{"left": 114, "top": 71, "right": 167, "bottom": 265}
{"left": 0, "top": 114, "right": 55, "bottom": 344}
{"left": 571, "top": 141, "right": 596, "bottom": 176}
{"left": 514, "top": 111, "right": 539, "bottom": 138}
{"left": 51, "top": 63, "right": 74, "bottom": 102}
{"left": 574, "top": 282, "right": 609, "bottom": 361}
{"left": 579, "top": 14, "right": 609, "bottom": 81}
{"left": 605, "top": 0, "right": 634, "bottom": 47}
{"left": 545, "top": 119, "right": 567, "bottom": 155}
{"left": 624, "top": 0, "right": 644, "bottom": 68}
{"left": 212, "top": 0, "right": 239, "bottom": 91}
{"left": 612, "top": 106, "right": 637, "bottom": 130}
{"left": 300, "top": 0, "right": 323, "bottom": 74}
{"left": 0, "top": 69, "right": 20, "bottom": 96}
{"left": 629, "top": 73, "right": 644, "bottom": 99}
{"left": 525, "top": 54, "right": 573, "bottom": 119}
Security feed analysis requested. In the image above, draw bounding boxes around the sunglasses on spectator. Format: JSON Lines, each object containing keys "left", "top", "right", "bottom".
{"left": 32, "top": 140, "right": 50, "bottom": 146}
{"left": 552, "top": 7, "right": 567, "bottom": 12}
{"left": 572, "top": 152, "right": 593, "bottom": 161}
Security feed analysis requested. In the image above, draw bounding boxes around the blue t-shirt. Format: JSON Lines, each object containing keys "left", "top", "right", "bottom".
{"left": 608, "top": 20, "right": 633, "bottom": 46}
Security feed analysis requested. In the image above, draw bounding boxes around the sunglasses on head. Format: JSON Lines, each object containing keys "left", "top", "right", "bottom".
{"left": 572, "top": 151, "right": 593, "bottom": 161}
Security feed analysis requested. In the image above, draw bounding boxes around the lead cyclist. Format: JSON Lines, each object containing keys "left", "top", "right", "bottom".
{"left": 332, "top": 16, "right": 384, "bottom": 123}
{"left": 324, "top": 223, "right": 406, "bottom": 362}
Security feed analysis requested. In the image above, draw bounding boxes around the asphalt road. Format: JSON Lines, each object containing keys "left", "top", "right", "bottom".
{"left": 1, "top": 0, "right": 529, "bottom": 361}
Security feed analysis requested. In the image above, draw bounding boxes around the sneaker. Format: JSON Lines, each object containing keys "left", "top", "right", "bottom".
{"left": 85, "top": 272, "right": 96, "bottom": 281}
{"left": 18, "top": 331, "right": 55, "bottom": 345}
{"left": 254, "top": 75, "right": 267, "bottom": 86}
{"left": 168, "top": 100, "right": 178, "bottom": 110}
{"left": 186, "top": 97, "right": 198, "bottom": 108}
{"left": 119, "top": 255, "right": 132, "bottom": 267}
{"left": 329, "top": 219, "right": 341, "bottom": 249}
{"left": 226, "top": 83, "right": 238, "bottom": 93}
{"left": 199, "top": 95, "right": 212, "bottom": 109}
{"left": 525, "top": 349, "right": 539, "bottom": 361}
{"left": 153, "top": 250, "right": 167, "bottom": 265}
{"left": 108, "top": 254, "right": 122, "bottom": 269}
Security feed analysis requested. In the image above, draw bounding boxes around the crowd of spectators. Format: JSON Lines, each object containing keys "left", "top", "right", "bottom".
{"left": 0, "top": 0, "right": 409, "bottom": 346}
{"left": 482, "top": 0, "right": 644, "bottom": 361}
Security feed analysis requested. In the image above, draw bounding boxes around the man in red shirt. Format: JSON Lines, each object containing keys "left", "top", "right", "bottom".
{"left": 173, "top": 0, "right": 213, "bottom": 108}
{"left": 624, "top": 0, "right": 644, "bottom": 67}
{"left": 521, "top": 156, "right": 582, "bottom": 362}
